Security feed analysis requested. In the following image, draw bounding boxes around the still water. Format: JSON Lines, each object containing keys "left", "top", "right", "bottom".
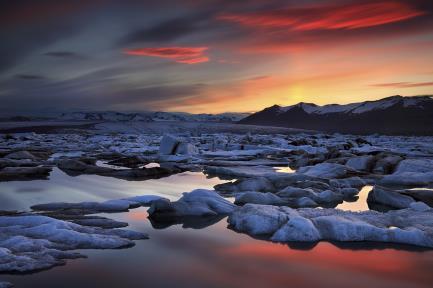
{"left": 336, "top": 186, "right": 373, "bottom": 211}
{"left": 1, "top": 169, "right": 432, "bottom": 288}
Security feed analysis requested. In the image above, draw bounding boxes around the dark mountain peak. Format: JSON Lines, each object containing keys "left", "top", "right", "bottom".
{"left": 239, "top": 95, "right": 433, "bottom": 135}
{"left": 297, "top": 102, "right": 317, "bottom": 106}
{"left": 262, "top": 104, "right": 283, "bottom": 113}
{"left": 381, "top": 95, "right": 403, "bottom": 100}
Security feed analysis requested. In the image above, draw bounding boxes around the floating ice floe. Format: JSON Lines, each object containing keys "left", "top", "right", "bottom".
{"left": 148, "top": 189, "right": 236, "bottom": 218}
{"left": 367, "top": 186, "right": 415, "bottom": 209}
{"left": 214, "top": 172, "right": 368, "bottom": 208}
{"left": 403, "top": 189, "right": 433, "bottom": 207}
{"left": 215, "top": 177, "right": 276, "bottom": 194}
{"left": 0, "top": 215, "right": 148, "bottom": 273}
{"left": 159, "top": 134, "right": 198, "bottom": 156}
{"left": 57, "top": 158, "right": 178, "bottom": 180}
{"left": 235, "top": 192, "right": 286, "bottom": 206}
{"left": 159, "top": 134, "right": 180, "bottom": 155}
{"left": 203, "top": 149, "right": 270, "bottom": 158}
{"left": 371, "top": 155, "right": 403, "bottom": 174}
{"left": 380, "top": 172, "right": 433, "bottom": 186}
{"left": 379, "top": 159, "right": 433, "bottom": 186}
{"left": 0, "top": 166, "right": 52, "bottom": 181}
{"left": 228, "top": 204, "right": 433, "bottom": 247}
{"left": 286, "top": 145, "right": 328, "bottom": 155}
{"left": 31, "top": 195, "right": 168, "bottom": 213}
{"left": 394, "top": 159, "right": 433, "bottom": 174}
{"left": 297, "top": 163, "right": 360, "bottom": 179}
{"left": 345, "top": 155, "right": 375, "bottom": 172}
{"left": 205, "top": 165, "right": 280, "bottom": 178}
{"left": 4, "top": 151, "right": 39, "bottom": 161}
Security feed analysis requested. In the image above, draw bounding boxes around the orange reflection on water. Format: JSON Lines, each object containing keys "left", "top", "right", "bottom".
{"left": 336, "top": 185, "right": 373, "bottom": 211}
{"left": 127, "top": 210, "right": 149, "bottom": 221}
{"left": 220, "top": 240, "right": 433, "bottom": 287}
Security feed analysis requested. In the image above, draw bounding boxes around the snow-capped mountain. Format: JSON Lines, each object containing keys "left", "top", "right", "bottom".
{"left": 239, "top": 95, "right": 433, "bottom": 135}
{"left": 148, "top": 111, "right": 249, "bottom": 122}
{"left": 59, "top": 112, "right": 152, "bottom": 122}
{"left": 59, "top": 111, "right": 249, "bottom": 123}
{"left": 277, "top": 95, "right": 432, "bottom": 115}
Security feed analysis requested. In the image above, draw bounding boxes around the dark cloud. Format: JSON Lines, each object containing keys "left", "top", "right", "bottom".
{"left": 0, "top": 0, "right": 100, "bottom": 28}
{"left": 120, "top": 15, "right": 208, "bottom": 44}
{"left": 0, "top": 1, "right": 99, "bottom": 73}
{"left": 15, "top": 74, "right": 46, "bottom": 80}
{"left": 107, "top": 84, "right": 206, "bottom": 109}
{"left": 0, "top": 67, "right": 206, "bottom": 114}
{"left": 117, "top": 1, "right": 266, "bottom": 46}
{"left": 0, "top": 26, "right": 80, "bottom": 73}
{"left": 44, "top": 51, "right": 83, "bottom": 59}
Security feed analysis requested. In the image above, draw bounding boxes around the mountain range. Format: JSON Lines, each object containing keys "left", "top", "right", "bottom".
{"left": 239, "top": 95, "right": 433, "bottom": 135}
{"left": 59, "top": 111, "right": 250, "bottom": 123}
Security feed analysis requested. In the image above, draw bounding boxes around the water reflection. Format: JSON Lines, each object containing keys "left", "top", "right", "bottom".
{"left": 2, "top": 206, "right": 433, "bottom": 288}
{"left": 1, "top": 172, "right": 433, "bottom": 288}
{"left": 337, "top": 186, "right": 373, "bottom": 212}
{"left": 0, "top": 168, "right": 228, "bottom": 211}
{"left": 149, "top": 214, "right": 226, "bottom": 229}
{"left": 274, "top": 166, "right": 295, "bottom": 173}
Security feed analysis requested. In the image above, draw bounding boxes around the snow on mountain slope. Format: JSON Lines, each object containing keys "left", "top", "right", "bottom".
{"left": 350, "top": 96, "right": 403, "bottom": 114}
{"left": 239, "top": 95, "right": 433, "bottom": 135}
{"left": 278, "top": 95, "right": 433, "bottom": 115}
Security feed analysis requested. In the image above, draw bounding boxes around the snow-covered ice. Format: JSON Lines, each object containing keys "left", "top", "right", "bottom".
{"left": 229, "top": 204, "right": 433, "bottom": 247}
{"left": 3, "top": 124, "right": 433, "bottom": 287}
{"left": 0, "top": 215, "right": 148, "bottom": 273}
{"left": 148, "top": 189, "right": 236, "bottom": 218}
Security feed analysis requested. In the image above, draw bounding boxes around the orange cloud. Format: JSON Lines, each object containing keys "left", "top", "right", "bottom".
{"left": 123, "top": 47, "right": 209, "bottom": 64}
{"left": 218, "top": 1, "right": 425, "bottom": 31}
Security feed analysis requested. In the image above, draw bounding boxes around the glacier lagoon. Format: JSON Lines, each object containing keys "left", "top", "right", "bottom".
{"left": 1, "top": 168, "right": 432, "bottom": 288}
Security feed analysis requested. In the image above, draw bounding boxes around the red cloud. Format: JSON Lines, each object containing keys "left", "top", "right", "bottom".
{"left": 218, "top": 1, "right": 425, "bottom": 31}
{"left": 123, "top": 47, "right": 209, "bottom": 64}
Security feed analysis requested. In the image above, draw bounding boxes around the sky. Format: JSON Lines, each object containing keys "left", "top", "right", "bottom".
{"left": 1, "top": 0, "right": 433, "bottom": 115}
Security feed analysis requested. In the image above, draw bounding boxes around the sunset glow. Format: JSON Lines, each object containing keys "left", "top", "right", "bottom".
{"left": 1, "top": 0, "right": 432, "bottom": 114}
{"left": 218, "top": 1, "right": 425, "bottom": 31}
{"left": 124, "top": 47, "right": 210, "bottom": 64}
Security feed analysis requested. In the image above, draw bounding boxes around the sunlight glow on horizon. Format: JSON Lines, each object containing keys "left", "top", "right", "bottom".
{"left": 1, "top": 0, "right": 433, "bottom": 114}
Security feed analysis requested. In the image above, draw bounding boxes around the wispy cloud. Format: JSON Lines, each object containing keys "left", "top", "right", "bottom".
{"left": 371, "top": 81, "right": 433, "bottom": 88}
{"left": 218, "top": 1, "right": 425, "bottom": 31}
{"left": 123, "top": 47, "right": 209, "bottom": 64}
